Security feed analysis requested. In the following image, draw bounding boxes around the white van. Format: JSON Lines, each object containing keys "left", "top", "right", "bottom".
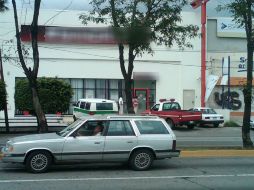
{"left": 73, "top": 99, "right": 118, "bottom": 120}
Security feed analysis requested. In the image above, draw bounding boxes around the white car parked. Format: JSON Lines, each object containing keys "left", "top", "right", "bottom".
{"left": 0, "top": 115, "right": 180, "bottom": 173}
{"left": 190, "top": 107, "right": 224, "bottom": 127}
{"left": 250, "top": 120, "right": 254, "bottom": 129}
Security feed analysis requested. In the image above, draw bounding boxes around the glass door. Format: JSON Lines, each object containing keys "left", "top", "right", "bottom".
{"left": 133, "top": 88, "right": 150, "bottom": 114}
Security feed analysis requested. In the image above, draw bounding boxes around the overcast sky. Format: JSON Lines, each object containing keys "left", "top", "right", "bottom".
{"left": 8, "top": 0, "right": 232, "bottom": 17}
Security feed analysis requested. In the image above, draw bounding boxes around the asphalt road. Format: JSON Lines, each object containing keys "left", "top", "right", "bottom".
{"left": 0, "top": 157, "right": 254, "bottom": 190}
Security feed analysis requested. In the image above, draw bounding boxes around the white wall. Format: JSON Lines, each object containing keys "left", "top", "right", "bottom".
{"left": 0, "top": 9, "right": 201, "bottom": 117}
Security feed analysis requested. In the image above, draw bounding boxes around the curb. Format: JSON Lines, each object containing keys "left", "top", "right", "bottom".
{"left": 180, "top": 150, "right": 254, "bottom": 158}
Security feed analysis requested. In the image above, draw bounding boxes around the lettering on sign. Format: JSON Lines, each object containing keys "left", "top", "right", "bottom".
{"left": 214, "top": 91, "right": 242, "bottom": 110}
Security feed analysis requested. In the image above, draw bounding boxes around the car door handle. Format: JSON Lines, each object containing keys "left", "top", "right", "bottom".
{"left": 127, "top": 141, "right": 133, "bottom": 143}
{"left": 94, "top": 142, "right": 101, "bottom": 144}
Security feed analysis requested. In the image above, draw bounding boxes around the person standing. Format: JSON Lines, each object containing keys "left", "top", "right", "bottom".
{"left": 132, "top": 96, "right": 139, "bottom": 114}
{"left": 118, "top": 97, "right": 124, "bottom": 115}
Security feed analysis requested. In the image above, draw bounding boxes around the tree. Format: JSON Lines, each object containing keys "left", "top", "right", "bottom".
{"left": 218, "top": 0, "right": 253, "bottom": 148}
{"left": 15, "top": 78, "right": 73, "bottom": 114}
{"left": 12, "top": 0, "right": 48, "bottom": 132}
{"left": 80, "top": 0, "right": 198, "bottom": 113}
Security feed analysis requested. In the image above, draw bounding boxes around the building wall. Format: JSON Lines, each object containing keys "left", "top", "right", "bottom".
{"left": 0, "top": 9, "right": 201, "bottom": 117}
{"left": 207, "top": 19, "right": 247, "bottom": 53}
{"left": 207, "top": 18, "right": 254, "bottom": 123}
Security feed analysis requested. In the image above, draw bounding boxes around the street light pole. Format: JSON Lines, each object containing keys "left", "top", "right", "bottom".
{"left": 190, "top": 0, "right": 209, "bottom": 107}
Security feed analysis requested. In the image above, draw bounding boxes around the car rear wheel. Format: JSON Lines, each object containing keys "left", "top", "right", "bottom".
{"left": 213, "top": 124, "right": 219, "bottom": 128}
{"left": 187, "top": 124, "right": 195, "bottom": 129}
{"left": 25, "top": 150, "right": 52, "bottom": 173}
{"left": 166, "top": 119, "right": 175, "bottom": 129}
{"left": 129, "top": 149, "right": 154, "bottom": 171}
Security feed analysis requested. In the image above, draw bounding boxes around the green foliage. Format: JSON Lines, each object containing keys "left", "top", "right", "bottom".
{"left": 15, "top": 78, "right": 73, "bottom": 113}
{"left": 79, "top": 0, "right": 199, "bottom": 54}
{"left": 0, "top": 80, "right": 7, "bottom": 111}
{"left": 223, "top": 121, "right": 241, "bottom": 127}
{"left": 217, "top": 0, "right": 253, "bottom": 33}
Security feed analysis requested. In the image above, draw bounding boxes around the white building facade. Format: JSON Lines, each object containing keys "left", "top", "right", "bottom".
{"left": 0, "top": 9, "right": 202, "bottom": 117}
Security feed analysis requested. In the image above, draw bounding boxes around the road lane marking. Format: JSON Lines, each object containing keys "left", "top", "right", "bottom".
{"left": 0, "top": 174, "right": 254, "bottom": 183}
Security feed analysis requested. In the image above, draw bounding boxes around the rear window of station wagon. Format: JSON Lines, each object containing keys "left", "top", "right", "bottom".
{"left": 135, "top": 120, "right": 169, "bottom": 134}
{"left": 107, "top": 121, "right": 134, "bottom": 136}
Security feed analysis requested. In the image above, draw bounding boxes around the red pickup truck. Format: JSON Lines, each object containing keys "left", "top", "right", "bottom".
{"left": 141, "top": 99, "right": 202, "bottom": 129}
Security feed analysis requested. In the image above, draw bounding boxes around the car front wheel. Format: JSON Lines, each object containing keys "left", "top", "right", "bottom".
{"left": 25, "top": 150, "right": 52, "bottom": 173}
{"left": 129, "top": 149, "right": 154, "bottom": 171}
{"left": 166, "top": 119, "right": 175, "bottom": 129}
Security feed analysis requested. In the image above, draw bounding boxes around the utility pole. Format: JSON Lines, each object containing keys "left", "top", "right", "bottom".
{"left": 0, "top": 49, "right": 9, "bottom": 133}
{"left": 190, "top": 0, "right": 210, "bottom": 107}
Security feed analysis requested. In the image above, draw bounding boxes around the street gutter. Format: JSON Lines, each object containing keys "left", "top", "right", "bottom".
{"left": 180, "top": 149, "right": 254, "bottom": 158}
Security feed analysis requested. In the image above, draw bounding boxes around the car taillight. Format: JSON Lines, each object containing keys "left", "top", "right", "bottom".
{"left": 89, "top": 112, "right": 95, "bottom": 115}
{"left": 172, "top": 140, "right": 176, "bottom": 150}
{"left": 205, "top": 117, "right": 210, "bottom": 119}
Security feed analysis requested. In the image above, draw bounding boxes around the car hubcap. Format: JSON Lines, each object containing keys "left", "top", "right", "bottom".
{"left": 135, "top": 153, "right": 150, "bottom": 169}
{"left": 31, "top": 154, "right": 48, "bottom": 171}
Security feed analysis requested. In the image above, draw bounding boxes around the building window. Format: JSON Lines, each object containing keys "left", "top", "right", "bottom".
{"left": 14, "top": 78, "right": 156, "bottom": 115}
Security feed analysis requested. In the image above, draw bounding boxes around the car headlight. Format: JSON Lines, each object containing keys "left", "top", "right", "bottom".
{"left": 5, "top": 142, "right": 14, "bottom": 152}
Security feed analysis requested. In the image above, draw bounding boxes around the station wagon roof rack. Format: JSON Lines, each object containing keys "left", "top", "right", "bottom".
{"left": 107, "top": 115, "right": 159, "bottom": 119}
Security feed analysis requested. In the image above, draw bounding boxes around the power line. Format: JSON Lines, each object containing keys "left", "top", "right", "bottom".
{"left": 43, "top": 0, "right": 73, "bottom": 25}
{"left": 1, "top": 42, "right": 250, "bottom": 70}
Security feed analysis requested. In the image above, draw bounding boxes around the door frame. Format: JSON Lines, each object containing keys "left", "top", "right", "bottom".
{"left": 133, "top": 88, "right": 150, "bottom": 110}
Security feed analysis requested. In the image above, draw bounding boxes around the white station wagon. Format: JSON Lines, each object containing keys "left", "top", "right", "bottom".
{"left": 0, "top": 116, "right": 180, "bottom": 173}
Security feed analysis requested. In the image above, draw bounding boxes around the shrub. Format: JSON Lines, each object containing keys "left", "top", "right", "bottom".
{"left": 223, "top": 121, "right": 241, "bottom": 127}
{"left": 0, "top": 80, "right": 7, "bottom": 111}
{"left": 15, "top": 77, "right": 73, "bottom": 114}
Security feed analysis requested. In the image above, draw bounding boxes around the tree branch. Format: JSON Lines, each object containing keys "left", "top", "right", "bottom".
{"left": 119, "top": 44, "right": 127, "bottom": 79}
{"left": 110, "top": 0, "right": 119, "bottom": 27}
{"left": 12, "top": 0, "right": 30, "bottom": 77}
{"left": 31, "top": 0, "right": 41, "bottom": 78}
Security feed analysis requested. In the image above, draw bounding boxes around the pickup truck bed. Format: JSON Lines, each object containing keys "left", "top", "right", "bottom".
{"left": 142, "top": 100, "right": 202, "bottom": 129}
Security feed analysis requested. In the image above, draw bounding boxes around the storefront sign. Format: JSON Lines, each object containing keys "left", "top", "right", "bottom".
{"left": 217, "top": 18, "right": 246, "bottom": 38}
{"left": 20, "top": 25, "right": 118, "bottom": 44}
{"left": 238, "top": 57, "right": 247, "bottom": 72}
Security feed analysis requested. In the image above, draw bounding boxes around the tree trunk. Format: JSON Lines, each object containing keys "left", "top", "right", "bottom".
{"left": 125, "top": 78, "right": 135, "bottom": 114}
{"left": 0, "top": 50, "right": 9, "bottom": 133}
{"left": 242, "top": 42, "right": 253, "bottom": 148}
{"left": 3, "top": 99, "right": 9, "bottom": 133}
{"left": 30, "top": 82, "right": 48, "bottom": 133}
{"left": 12, "top": 0, "right": 48, "bottom": 132}
{"left": 118, "top": 44, "right": 135, "bottom": 114}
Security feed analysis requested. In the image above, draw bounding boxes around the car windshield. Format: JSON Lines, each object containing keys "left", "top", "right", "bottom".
{"left": 56, "top": 119, "right": 84, "bottom": 137}
{"left": 201, "top": 108, "right": 217, "bottom": 114}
